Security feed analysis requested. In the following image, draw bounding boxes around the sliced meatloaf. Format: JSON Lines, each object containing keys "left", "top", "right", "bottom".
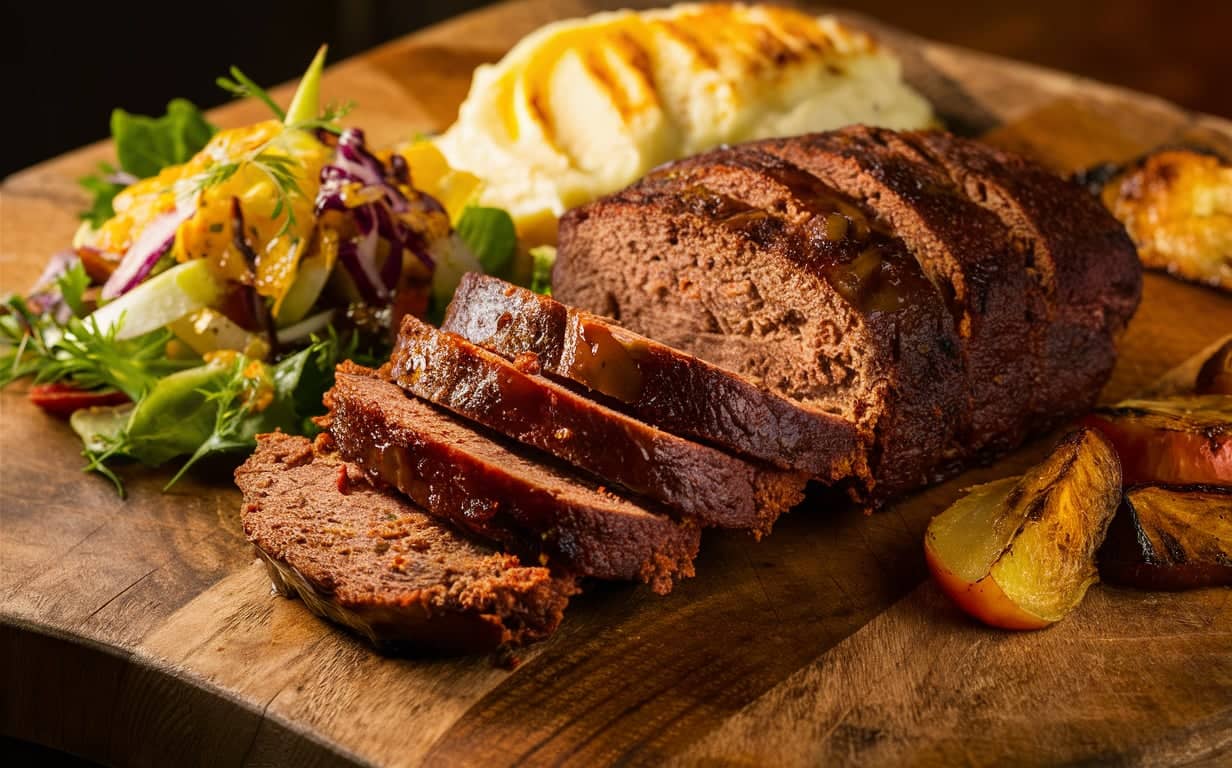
{"left": 555, "top": 146, "right": 966, "bottom": 499}
{"left": 891, "top": 130, "right": 1141, "bottom": 426}
{"left": 754, "top": 126, "right": 1035, "bottom": 458}
{"left": 324, "top": 363, "right": 700, "bottom": 594}
{"left": 389, "top": 314, "right": 806, "bottom": 535}
{"left": 235, "top": 432, "right": 576, "bottom": 653}
{"left": 441, "top": 273, "right": 864, "bottom": 481}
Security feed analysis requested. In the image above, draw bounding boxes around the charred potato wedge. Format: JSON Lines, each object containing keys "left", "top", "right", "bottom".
{"left": 1084, "top": 148, "right": 1232, "bottom": 292}
{"left": 1100, "top": 485, "right": 1232, "bottom": 590}
{"left": 1196, "top": 339, "right": 1232, "bottom": 395}
{"left": 925, "top": 428, "right": 1122, "bottom": 630}
{"left": 1083, "top": 396, "right": 1231, "bottom": 485}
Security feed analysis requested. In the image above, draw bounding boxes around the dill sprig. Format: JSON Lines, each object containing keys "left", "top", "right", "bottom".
{"left": 0, "top": 295, "right": 194, "bottom": 398}
{"left": 193, "top": 50, "right": 351, "bottom": 237}
{"left": 217, "top": 66, "right": 286, "bottom": 120}
{"left": 162, "top": 356, "right": 264, "bottom": 489}
{"left": 185, "top": 141, "right": 307, "bottom": 237}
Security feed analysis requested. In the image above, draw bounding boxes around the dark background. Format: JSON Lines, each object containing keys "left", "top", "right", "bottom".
{"left": 1, "top": 0, "right": 492, "bottom": 177}
{"left": 3, "top": 0, "right": 1230, "bottom": 178}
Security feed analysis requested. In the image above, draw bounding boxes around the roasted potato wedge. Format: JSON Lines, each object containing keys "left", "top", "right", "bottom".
{"left": 925, "top": 428, "right": 1122, "bottom": 630}
{"left": 1196, "top": 339, "right": 1232, "bottom": 395}
{"left": 1100, "top": 485, "right": 1232, "bottom": 590}
{"left": 1083, "top": 396, "right": 1231, "bottom": 485}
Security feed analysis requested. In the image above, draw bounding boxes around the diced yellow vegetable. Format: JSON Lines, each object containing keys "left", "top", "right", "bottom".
{"left": 398, "top": 140, "right": 483, "bottom": 223}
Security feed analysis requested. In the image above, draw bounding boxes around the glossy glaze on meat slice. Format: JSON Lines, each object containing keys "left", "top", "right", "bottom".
{"left": 756, "top": 126, "right": 1034, "bottom": 460}
{"left": 324, "top": 363, "right": 700, "bottom": 594}
{"left": 442, "top": 273, "right": 864, "bottom": 480}
{"left": 556, "top": 147, "right": 964, "bottom": 500}
{"left": 390, "top": 315, "right": 808, "bottom": 535}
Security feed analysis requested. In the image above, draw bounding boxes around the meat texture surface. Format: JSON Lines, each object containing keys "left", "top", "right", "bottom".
{"left": 443, "top": 273, "right": 865, "bottom": 481}
{"left": 554, "top": 127, "right": 1142, "bottom": 501}
{"left": 236, "top": 432, "right": 576, "bottom": 652}
{"left": 390, "top": 314, "right": 807, "bottom": 535}
{"left": 324, "top": 363, "right": 700, "bottom": 594}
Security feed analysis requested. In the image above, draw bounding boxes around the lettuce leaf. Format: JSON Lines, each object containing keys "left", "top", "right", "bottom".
{"left": 77, "top": 163, "right": 125, "bottom": 228}
{"left": 529, "top": 245, "right": 556, "bottom": 295}
{"left": 77, "top": 99, "right": 215, "bottom": 226}
{"left": 74, "top": 332, "right": 351, "bottom": 495}
{"left": 456, "top": 205, "right": 517, "bottom": 276}
{"left": 112, "top": 98, "right": 215, "bottom": 179}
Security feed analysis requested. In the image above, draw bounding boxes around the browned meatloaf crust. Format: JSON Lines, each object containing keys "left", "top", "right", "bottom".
{"left": 442, "top": 273, "right": 864, "bottom": 481}
{"left": 755, "top": 127, "right": 1035, "bottom": 458}
{"left": 893, "top": 130, "right": 1141, "bottom": 427}
{"left": 554, "top": 129, "right": 1142, "bottom": 501}
{"left": 390, "top": 314, "right": 806, "bottom": 535}
{"left": 324, "top": 363, "right": 700, "bottom": 594}
{"left": 555, "top": 146, "right": 966, "bottom": 499}
{"left": 235, "top": 432, "right": 576, "bottom": 653}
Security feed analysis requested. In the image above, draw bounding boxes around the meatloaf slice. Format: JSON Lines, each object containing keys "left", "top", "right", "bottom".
{"left": 754, "top": 126, "right": 1034, "bottom": 458}
{"left": 390, "top": 315, "right": 806, "bottom": 535}
{"left": 235, "top": 432, "right": 576, "bottom": 653}
{"left": 892, "top": 130, "right": 1141, "bottom": 425}
{"left": 441, "top": 273, "right": 863, "bottom": 480}
{"left": 324, "top": 363, "right": 700, "bottom": 594}
{"left": 555, "top": 147, "right": 966, "bottom": 499}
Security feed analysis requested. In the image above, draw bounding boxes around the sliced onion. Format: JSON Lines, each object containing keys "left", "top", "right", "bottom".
{"left": 101, "top": 198, "right": 195, "bottom": 300}
{"left": 338, "top": 227, "right": 385, "bottom": 304}
{"left": 430, "top": 233, "right": 482, "bottom": 310}
{"left": 106, "top": 170, "right": 140, "bottom": 187}
{"left": 30, "top": 249, "right": 78, "bottom": 293}
{"left": 313, "top": 128, "right": 446, "bottom": 308}
{"left": 275, "top": 308, "right": 335, "bottom": 345}
{"left": 336, "top": 129, "right": 393, "bottom": 196}
{"left": 379, "top": 245, "right": 402, "bottom": 292}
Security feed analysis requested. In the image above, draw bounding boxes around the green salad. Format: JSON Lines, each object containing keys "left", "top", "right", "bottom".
{"left": 0, "top": 47, "right": 539, "bottom": 495}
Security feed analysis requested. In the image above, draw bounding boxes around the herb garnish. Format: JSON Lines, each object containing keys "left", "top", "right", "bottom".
{"left": 217, "top": 66, "right": 287, "bottom": 120}
{"left": 193, "top": 46, "right": 353, "bottom": 237}
{"left": 75, "top": 331, "right": 354, "bottom": 496}
{"left": 0, "top": 294, "right": 194, "bottom": 398}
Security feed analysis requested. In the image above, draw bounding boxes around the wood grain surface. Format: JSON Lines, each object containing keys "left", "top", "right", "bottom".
{"left": 2, "top": 2, "right": 1230, "bottom": 766}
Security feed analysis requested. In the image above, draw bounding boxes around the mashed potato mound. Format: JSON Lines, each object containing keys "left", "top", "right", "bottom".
{"left": 435, "top": 3, "right": 935, "bottom": 245}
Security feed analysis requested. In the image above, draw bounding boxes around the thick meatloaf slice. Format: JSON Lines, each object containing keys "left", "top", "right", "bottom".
{"left": 442, "top": 273, "right": 863, "bottom": 480}
{"left": 235, "top": 432, "right": 576, "bottom": 653}
{"left": 892, "top": 130, "right": 1141, "bottom": 425}
{"left": 390, "top": 315, "right": 806, "bottom": 535}
{"left": 555, "top": 147, "right": 966, "bottom": 499}
{"left": 324, "top": 363, "right": 700, "bottom": 594}
{"left": 754, "top": 127, "right": 1034, "bottom": 458}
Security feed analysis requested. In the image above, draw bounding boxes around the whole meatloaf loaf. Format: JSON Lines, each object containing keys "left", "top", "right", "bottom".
{"left": 554, "top": 127, "right": 1141, "bottom": 500}
{"left": 235, "top": 432, "right": 576, "bottom": 653}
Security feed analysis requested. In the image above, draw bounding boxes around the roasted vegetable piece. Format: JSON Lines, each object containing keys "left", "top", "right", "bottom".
{"left": 28, "top": 383, "right": 130, "bottom": 417}
{"left": 1082, "top": 396, "right": 1231, "bottom": 485}
{"left": 1100, "top": 485, "right": 1232, "bottom": 590}
{"left": 924, "top": 428, "right": 1123, "bottom": 630}
{"left": 1196, "top": 339, "right": 1232, "bottom": 395}
{"left": 1084, "top": 148, "right": 1232, "bottom": 292}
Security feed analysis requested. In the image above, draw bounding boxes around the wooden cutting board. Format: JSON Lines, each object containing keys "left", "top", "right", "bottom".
{"left": 2, "top": 2, "right": 1229, "bottom": 765}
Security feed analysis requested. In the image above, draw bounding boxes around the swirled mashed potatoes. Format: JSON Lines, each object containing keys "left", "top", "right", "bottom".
{"left": 435, "top": 3, "right": 935, "bottom": 244}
